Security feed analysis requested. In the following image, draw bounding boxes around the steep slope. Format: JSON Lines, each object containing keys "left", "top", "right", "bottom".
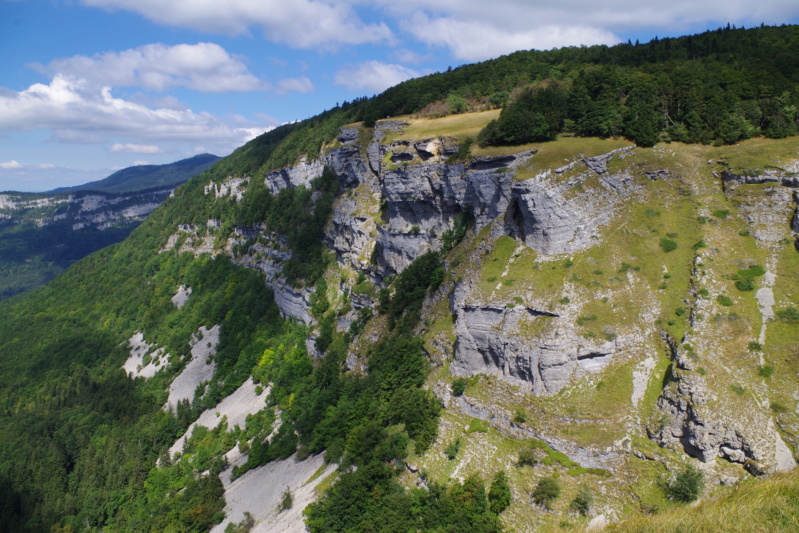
{"left": 0, "top": 24, "right": 798, "bottom": 533}
{"left": 173, "top": 116, "right": 798, "bottom": 531}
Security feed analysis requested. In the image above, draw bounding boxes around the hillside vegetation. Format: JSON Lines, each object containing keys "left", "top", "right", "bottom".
{"left": 0, "top": 24, "right": 797, "bottom": 533}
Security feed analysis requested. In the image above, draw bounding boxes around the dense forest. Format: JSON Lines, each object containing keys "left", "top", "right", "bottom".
{"left": 0, "top": 23, "right": 798, "bottom": 533}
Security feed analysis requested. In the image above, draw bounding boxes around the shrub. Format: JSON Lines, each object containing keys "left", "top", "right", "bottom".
{"left": 280, "top": 487, "right": 293, "bottom": 511}
{"left": 665, "top": 466, "right": 704, "bottom": 502}
{"left": 776, "top": 306, "right": 799, "bottom": 324}
{"left": 558, "top": 297, "right": 571, "bottom": 305}
{"left": 444, "top": 438, "right": 461, "bottom": 460}
{"left": 717, "top": 294, "right": 734, "bottom": 307}
{"left": 513, "top": 409, "right": 527, "bottom": 424}
{"left": 735, "top": 278, "right": 755, "bottom": 291}
{"left": 712, "top": 209, "right": 730, "bottom": 219}
{"left": 759, "top": 365, "right": 774, "bottom": 378}
{"left": 570, "top": 485, "right": 592, "bottom": 516}
{"left": 748, "top": 341, "right": 762, "bottom": 351}
{"left": 452, "top": 377, "right": 467, "bottom": 396}
{"left": 533, "top": 476, "right": 561, "bottom": 508}
{"left": 660, "top": 237, "right": 678, "bottom": 252}
{"left": 517, "top": 447, "right": 538, "bottom": 467}
{"left": 488, "top": 471, "right": 512, "bottom": 514}
{"left": 771, "top": 401, "right": 789, "bottom": 414}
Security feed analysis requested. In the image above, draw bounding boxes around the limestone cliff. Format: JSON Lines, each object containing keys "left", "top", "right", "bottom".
{"left": 163, "top": 118, "right": 799, "bottom": 526}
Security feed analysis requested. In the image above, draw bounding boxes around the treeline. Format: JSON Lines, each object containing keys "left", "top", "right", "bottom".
{"left": 196, "top": 24, "right": 798, "bottom": 191}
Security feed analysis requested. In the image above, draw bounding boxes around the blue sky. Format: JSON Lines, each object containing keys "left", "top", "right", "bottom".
{"left": 2, "top": 0, "right": 798, "bottom": 191}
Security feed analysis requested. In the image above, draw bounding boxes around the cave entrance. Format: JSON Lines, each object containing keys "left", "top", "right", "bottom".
{"left": 505, "top": 198, "right": 526, "bottom": 241}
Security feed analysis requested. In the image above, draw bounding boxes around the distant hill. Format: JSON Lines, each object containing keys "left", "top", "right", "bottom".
{"left": 51, "top": 153, "right": 219, "bottom": 194}
{"left": 0, "top": 154, "right": 218, "bottom": 299}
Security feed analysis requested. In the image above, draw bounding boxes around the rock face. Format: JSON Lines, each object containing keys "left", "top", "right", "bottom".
{"left": 0, "top": 188, "right": 173, "bottom": 230}
{"left": 195, "top": 124, "right": 645, "bottom": 390}
{"left": 449, "top": 284, "right": 617, "bottom": 395}
{"left": 652, "top": 371, "right": 795, "bottom": 473}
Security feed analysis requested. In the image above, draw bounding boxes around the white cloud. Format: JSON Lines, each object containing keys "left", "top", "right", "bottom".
{"left": 334, "top": 61, "right": 419, "bottom": 93}
{"left": 403, "top": 13, "right": 619, "bottom": 60}
{"left": 0, "top": 75, "right": 272, "bottom": 154}
{"left": 374, "top": 0, "right": 799, "bottom": 59}
{"left": 109, "top": 143, "right": 163, "bottom": 154}
{"left": 132, "top": 160, "right": 150, "bottom": 166}
{"left": 82, "top": 0, "right": 393, "bottom": 48}
{"left": 276, "top": 76, "right": 314, "bottom": 94}
{"left": 47, "top": 42, "right": 266, "bottom": 92}
{"left": 0, "top": 160, "right": 22, "bottom": 169}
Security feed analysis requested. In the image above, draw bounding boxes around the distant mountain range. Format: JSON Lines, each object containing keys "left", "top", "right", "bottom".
{"left": 50, "top": 153, "right": 220, "bottom": 194}
{"left": 0, "top": 153, "right": 219, "bottom": 299}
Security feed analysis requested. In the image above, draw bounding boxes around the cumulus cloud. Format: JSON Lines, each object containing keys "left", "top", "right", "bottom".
{"left": 0, "top": 75, "right": 273, "bottom": 152}
{"left": 82, "top": 0, "right": 393, "bottom": 48}
{"left": 404, "top": 15, "right": 619, "bottom": 60}
{"left": 46, "top": 42, "right": 266, "bottom": 92}
{"left": 109, "top": 143, "right": 163, "bottom": 154}
{"left": 334, "top": 61, "right": 419, "bottom": 93}
{"left": 374, "top": 0, "right": 799, "bottom": 59}
{"left": 0, "top": 160, "right": 22, "bottom": 169}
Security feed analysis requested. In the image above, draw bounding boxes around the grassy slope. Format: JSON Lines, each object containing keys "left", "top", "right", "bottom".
{"left": 383, "top": 112, "right": 799, "bottom": 531}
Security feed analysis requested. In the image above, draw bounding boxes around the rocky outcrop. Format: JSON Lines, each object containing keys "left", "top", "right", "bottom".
{"left": 652, "top": 371, "right": 795, "bottom": 473}
{"left": 450, "top": 284, "right": 617, "bottom": 395}
{"left": 722, "top": 170, "right": 799, "bottom": 188}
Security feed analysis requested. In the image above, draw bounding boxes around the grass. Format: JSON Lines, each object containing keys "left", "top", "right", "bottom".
{"left": 389, "top": 109, "right": 500, "bottom": 143}
{"left": 603, "top": 469, "right": 799, "bottom": 533}
{"left": 509, "top": 136, "right": 633, "bottom": 181}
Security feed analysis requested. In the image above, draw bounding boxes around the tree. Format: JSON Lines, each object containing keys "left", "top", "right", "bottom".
{"left": 570, "top": 485, "right": 592, "bottom": 516}
{"left": 533, "top": 476, "right": 561, "bottom": 508}
{"left": 666, "top": 465, "right": 704, "bottom": 502}
{"left": 488, "top": 471, "right": 511, "bottom": 514}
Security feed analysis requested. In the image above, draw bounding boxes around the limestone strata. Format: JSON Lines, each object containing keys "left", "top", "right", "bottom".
{"left": 450, "top": 284, "right": 616, "bottom": 395}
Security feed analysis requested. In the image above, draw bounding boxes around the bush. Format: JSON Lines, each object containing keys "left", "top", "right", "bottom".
{"left": 665, "top": 466, "right": 704, "bottom": 502}
{"left": 660, "top": 237, "right": 678, "bottom": 252}
{"left": 759, "top": 365, "right": 774, "bottom": 378}
{"left": 570, "top": 485, "right": 592, "bottom": 516}
{"left": 735, "top": 278, "right": 755, "bottom": 291}
{"left": 280, "top": 487, "right": 293, "bottom": 511}
{"left": 717, "top": 294, "right": 734, "bottom": 306}
{"left": 776, "top": 306, "right": 799, "bottom": 324}
{"left": 488, "top": 471, "right": 511, "bottom": 514}
{"left": 517, "top": 447, "right": 538, "bottom": 467}
{"left": 452, "top": 377, "right": 467, "bottom": 396}
{"left": 533, "top": 476, "right": 561, "bottom": 508}
{"left": 513, "top": 409, "right": 527, "bottom": 424}
{"left": 444, "top": 438, "right": 461, "bottom": 460}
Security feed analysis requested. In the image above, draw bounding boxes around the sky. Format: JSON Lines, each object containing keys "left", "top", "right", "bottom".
{"left": 1, "top": 1, "right": 798, "bottom": 191}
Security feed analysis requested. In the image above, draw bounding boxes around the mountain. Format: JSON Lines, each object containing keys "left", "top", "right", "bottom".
{"left": 0, "top": 24, "right": 798, "bottom": 533}
{"left": 0, "top": 155, "right": 218, "bottom": 299}
{"left": 51, "top": 153, "right": 220, "bottom": 194}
